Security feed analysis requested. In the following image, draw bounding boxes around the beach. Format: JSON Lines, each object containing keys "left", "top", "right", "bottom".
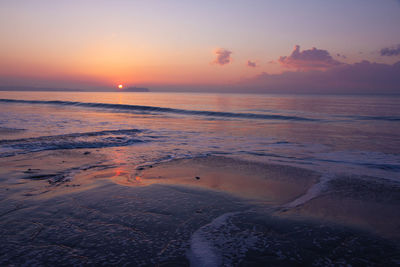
{"left": 0, "top": 92, "right": 399, "bottom": 265}
{"left": 1, "top": 150, "right": 399, "bottom": 266}
{"left": 2, "top": 0, "right": 400, "bottom": 265}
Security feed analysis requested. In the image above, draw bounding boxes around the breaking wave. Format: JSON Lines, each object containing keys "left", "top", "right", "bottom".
{"left": 0, "top": 99, "right": 315, "bottom": 121}
{"left": 0, "top": 129, "right": 144, "bottom": 157}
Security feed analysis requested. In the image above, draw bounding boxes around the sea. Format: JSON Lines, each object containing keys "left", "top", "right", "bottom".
{"left": 0, "top": 91, "right": 399, "bottom": 180}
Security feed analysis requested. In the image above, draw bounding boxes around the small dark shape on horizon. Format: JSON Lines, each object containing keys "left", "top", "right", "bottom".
{"left": 195, "top": 176, "right": 200, "bottom": 180}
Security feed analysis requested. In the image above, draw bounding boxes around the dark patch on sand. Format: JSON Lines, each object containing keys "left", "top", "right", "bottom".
{"left": 23, "top": 174, "right": 59, "bottom": 181}
{"left": 22, "top": 173, "right": 69, "bottom": 185}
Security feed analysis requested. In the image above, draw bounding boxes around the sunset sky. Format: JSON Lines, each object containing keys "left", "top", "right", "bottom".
{"left": 1, "top": 0, "right": 400, "bottom": 93}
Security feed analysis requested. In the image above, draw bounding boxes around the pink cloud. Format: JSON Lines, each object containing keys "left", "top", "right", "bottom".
{"left": 278, "top": 45, "right": 342, "bottom": 70}
{"left": 247, "top": 60, "right": 257, "bottom": 68}
{"left": 237, "top": 60, "right": 400, "bottom": 94}
{"left": 213, "top": 48, "right": 232, "bottom": 66}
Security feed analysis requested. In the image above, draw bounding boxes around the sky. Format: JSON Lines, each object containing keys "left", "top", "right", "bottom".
{"left": 0, "top": 0, "right": 400, "bottom": 94}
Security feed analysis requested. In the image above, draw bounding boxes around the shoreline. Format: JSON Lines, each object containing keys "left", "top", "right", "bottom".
{"left": 136, "top": 155, "right": 400, "bottom": 239}
{"left": 0, "top": 151, "right": 399, "bottom": 265}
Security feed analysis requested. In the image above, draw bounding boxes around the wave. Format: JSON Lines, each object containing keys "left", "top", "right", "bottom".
{"left": 0, "top": 99, "right": 315, "bottom": 121}
{"left": 0, "top": 129, "right": 144, "bottom": 157}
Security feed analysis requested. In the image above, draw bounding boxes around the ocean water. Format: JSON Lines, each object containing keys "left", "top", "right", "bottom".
{"left": 0, "top": 92, "right": 400, "bottom": 179}
{"left": 1, "top": 91, "right": 399, "bottom": 180}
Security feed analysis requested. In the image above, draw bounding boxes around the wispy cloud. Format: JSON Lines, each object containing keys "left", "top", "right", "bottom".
{"left": 278, "top": 45, "right": 342, "bottom": 70}
{"left": 247, "top": 60, "right": 257, "bottom": 68}
{"left": 380, "top": 44, "right": 400, "bottom": 56}
{"left": 213, "top": 48, "right": 232, "bottom": 65}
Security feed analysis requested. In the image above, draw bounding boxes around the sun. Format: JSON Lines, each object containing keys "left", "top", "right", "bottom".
{"left": 118, "top": 84, "right": 123, "bottom": 89}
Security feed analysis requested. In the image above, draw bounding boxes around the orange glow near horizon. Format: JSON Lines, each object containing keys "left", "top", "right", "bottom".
{"left": 118, "top": 84, "right": 123, "bottom": 89}
{"left": 0, "top": 37, "right": 267, "bottom": 88}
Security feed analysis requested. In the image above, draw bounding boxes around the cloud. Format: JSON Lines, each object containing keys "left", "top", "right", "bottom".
{"left": 213, "top": 48, "right": 232, "bottom": 65}
{"left": 237, "top": 60, "right": 400, "bottom": 94}
{"left": 247, "top": 60, "right": 257, "bottom": 68}
{"left": 278, "top": 45, "right": 342, "bottom": 70}
{"left": 380, "top": 44, "right": 400, "bottom": 56}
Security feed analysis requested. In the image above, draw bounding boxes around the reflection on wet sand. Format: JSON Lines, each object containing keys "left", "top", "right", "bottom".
{"left": 75, "top": 155, "right": 400, "bottom": 240}
{"left": 136, "top": 156, "right": 319, "bottom": 205}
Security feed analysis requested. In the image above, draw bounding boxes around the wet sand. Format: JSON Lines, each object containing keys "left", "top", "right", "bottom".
{"left": 0, "top": 152, "right": 399, "bottom": 265}
{"left": 282, "top": 175, "right": 400, "bottom": 239}
{"left": 136, "top": 156, "right": 320, "bottom": 205}
{"left": 138, "top": 156, "right": 400, "bottom": 239}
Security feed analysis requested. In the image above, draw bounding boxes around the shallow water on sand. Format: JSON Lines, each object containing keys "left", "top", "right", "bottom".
{"left": 0, "top": 91, "right": 400, "bottom": 265}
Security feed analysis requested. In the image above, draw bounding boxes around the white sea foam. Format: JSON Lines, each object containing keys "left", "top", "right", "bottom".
{"left": 188, "top": 211, "right": 260, "bottom": 267}
{"left": 285, "top": 173, "right": 334, "bottom": 208}
{"left": 188, "top": 212, "right": 237, "bottom": 267}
